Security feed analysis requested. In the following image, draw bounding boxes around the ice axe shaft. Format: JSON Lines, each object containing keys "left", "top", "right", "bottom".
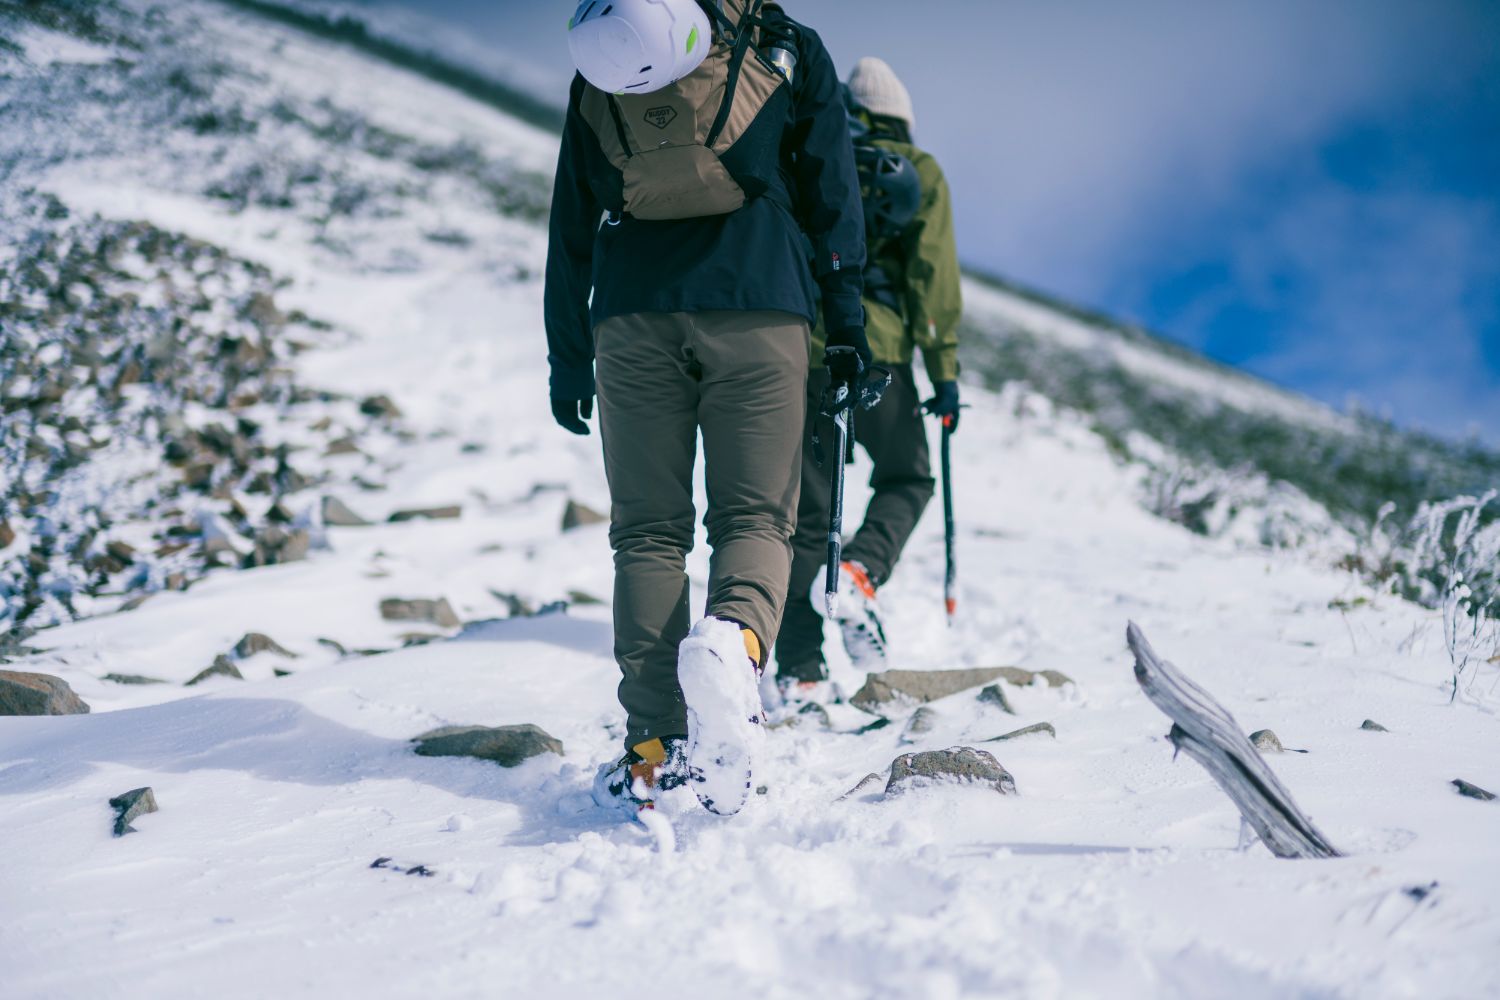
{"left": 816, "top": 349, "right": 891, "bottom": 618}
{"left": 941, "top": 415, "right": 956, "bottom": 623}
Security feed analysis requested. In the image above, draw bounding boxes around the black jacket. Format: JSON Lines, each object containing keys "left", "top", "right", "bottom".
{"left": 543, "top": 20, "right": 865, "bottom": 401}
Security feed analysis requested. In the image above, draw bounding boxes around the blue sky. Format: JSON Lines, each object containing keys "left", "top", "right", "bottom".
{"left": 381, "top": 0, "right": 1500, "bottom": 445}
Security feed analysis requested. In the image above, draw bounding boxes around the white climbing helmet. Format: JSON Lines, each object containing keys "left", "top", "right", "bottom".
{"left": 568, "top": 0, "right": 712, "bottom": 95}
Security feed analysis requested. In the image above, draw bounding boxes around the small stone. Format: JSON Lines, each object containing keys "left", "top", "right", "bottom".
{"left": 388, "top": 505, "right": 462, "bottom": 523}
{"left": 566, "top": 590, "right": 605, "bottom": 606}
{"left": 317, "top": 637, "right": 348, "bottom": 656}
{"left": 839, "top": 772, "right": 887, "bottom": 801}
{"left": 110, "top": 787, "right": 158, "bottom": 837}
{"left": 561, "top": 500, "right": 608, "bottom": 531}
{"left": 976, "top": 684, "right": 1016, "bottom": 715}
{"left": 1360, "top": 719, "right": 1389, "bottom": 733}
{"left": 851, "top": 667, "right": 1027, "bottom": 712}
{"left": 899, "top": 706, "right": 940, "bottom": 744}
{"left": 380, "top": 597, "right": 461, "bottom": 629}
{"left": 1452, "top": 779, "right": 1496, "bottom": 802}
{"left": 186, "top": 656, "right": 244, "bottom": 686}
{"left": 0, "top": 520, "right": 14, "bottom": 550}
{"left": 322, "top": 496, "right": 372, "bottom": 527}
{"left": 273, "top": 668, "right": 294, "bottom": 678}
{"left": 981, "top": 722, "right": 1056, "bottom": 743}
{"left": 233, "top": 632, "right": 297, "bottom": 660}
{"left": 323, "top": 437, "right": 361, "bottom": 457}
{"left": 103, "top": 673, "right": 167, "bottom": 686}
{"left": 359, "top": 394, "right": 403, "bottom": 420}
{"left": 412, "top": 724, "right": 563, "bottom": 767}
{"left": 0, "top": 671, "right": 90, "bottom": 715}
{"left": 105, "top": 540, "right": 136, "bottom": 564}
{"left": 886, "top": 747, "right": 1016, "bottom": 797}
{"left": 490, "top": 590, "right": 535, "bottom": 618}
{"left": 1250, "top": 729, "right": 1284, "bottom": 752}
{"left": 118, "top": 593, "right": 153, "bottom": 613}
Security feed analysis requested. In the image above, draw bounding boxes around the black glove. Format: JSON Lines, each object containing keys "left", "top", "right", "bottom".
{"left": 823, "top": 326, "right": 871, "bottom": 384}
{"left": 551, "top": 397, "right": 593, "bottom": 436}
{"left": 921, "top": 380, "right": 961, "bottom": 432}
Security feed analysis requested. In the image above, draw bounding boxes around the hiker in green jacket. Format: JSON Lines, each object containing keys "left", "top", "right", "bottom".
{"left": 775, "top": 56, "right": 962, "bottom": 700}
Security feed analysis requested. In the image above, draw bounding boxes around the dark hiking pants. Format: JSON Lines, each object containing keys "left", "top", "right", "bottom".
{"left": 775, "top": 363, "right": 935, "bottom": 682}
{"left": 595, "top": 310, "right": 809, "bottom": 751}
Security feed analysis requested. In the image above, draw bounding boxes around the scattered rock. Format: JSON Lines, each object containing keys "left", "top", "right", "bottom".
{"left": 316, "top": 637, "right": 348, "bottom": 657}
{"left": 273, "top": 668, "right": 294, "bottom": 678}
{"left": 981, "top": 722, "right": 1056, "bottom": 743}
{"left": 839, "top": 772, "right": 886, "bottom": 800}
{"left": 0, "top": 671, "right": 90, "bottom": 715}
{"left": 851, "top": 667, "right": 1049, "bottom": 712}
{"left": 899, "top": 706, "right": 940, "bottom": 744}
{"left": 186, "top": 656, "right": 244, "bottom": 686}
{"left": 323, "top": 437, "right": 361, "bottom": 457}
{"left": 886, "top": 747, "right": 1016, "bottom": 797}
{"left": 566, "top": 589, "right": 605, "bottom": 606}
{"left": 490, "top": 590, "right": 535, "bottom": 618}
{"left": 388, "top": 505, "right": 462, "bottom": 523}
{"left": 412, "top": 724, "right": 563, "bottom": 767}
{"left": 562, "top": 500, "right": 608, "bottom": 531}
{"left": 1249, "top": 729, "right": 1284, "bottom": 752}
{"left": 1452, "top": 779, "right": 1496, "bottom": 802}
{"left": 110, "top": 787, "right": 158, "bottom": 837}
{"left": 103, "top": 673, "right": 167, "bottom": 686}
{"left": 118, "top": 593, "right": 153, "bottom": 613}
{"left": 1360, "top": 719, "right": 1389, "bottom": 733}
{"left": 976, "top": 684, "right": 1016, "bottom": 715}
{"left": 322, "top": 496, "right": 372, "bottom": 527}
{"left": 853, "top": 716, "right": 892, "bottom": 735}
{"left": 233, "top": 632, "right": 297, "bottom": 660}
{"left": 359, "top": 394, "right": 403, "bottom": 420}
{"left": 400, "top": 632, "right": 444, "bottom": 647}
{"left": 380, "top": 597, "right": 461, "bottom": 629}
{"left": 0, "top": 520, "right": 14, "bottom": 550}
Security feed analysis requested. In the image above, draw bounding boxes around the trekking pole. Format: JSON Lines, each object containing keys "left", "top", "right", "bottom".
{"left": 817, "top": 348, "right": 892, "bottom": 619}
{"left": 940, "top": 415, "right": 957, "bottom": 624}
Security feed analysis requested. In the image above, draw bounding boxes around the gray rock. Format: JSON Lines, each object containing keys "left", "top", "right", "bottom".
{"left": 981, "top": 722, "right": 1056, "bottom": 743}
{"left": 316, "top": 637, "right": 348, "bottom": 657}
{"left": 110, "top": 787, "right": 158, "bottom": 837}
{"left": 103, "top": 673, "right": 167, "bottom": 686}
{"left": 976, "top": 684, "right": 1017, "bottom": 715}
{"left": 380, "top": 597, "right": 461, "bottom": 629}
{"left": 851, "top": 667, "right": 1026, "bottom": 712}
{"left": 562, "top": 500, "right": 608, "bottom": 531}
{"left": 186, "top": 656, "right": 244, "bottom": 686}
{"left": 1360, "top": 719, "right": 1389, "bottom": 733}
{"left": 359, "top": 394, "right": 403, "bottom": 420}
{"left": 1250, "top": 729, "right": 1284, "bottom": 752}
{"left": 1453, "top": 779, "right": 1496, "bottom": 802}
{"left": 412, "top": 724, "right": 563, "bottom": 767}
{"left": 233, "top": 632, "right": 297, "bottom": 660}
{"left": 566, "top": 590, "right": 605, "bottom": 607}
{"left": 839, "top": 772, "right": 887, "bottom": 800}
{"left": 322, "top": 496, "right": 372, "bottom": 527}
{"left": 0, "top": 671, "right": 90, "bottom": 715}
{"left": 389, "top": 505, "right": 462, "bottom": 523}
{"left": 886, "top": 747, "right": 1017, "bottom": 797}
{"left": 899, "top": 706, "right": 940, "bottom": 744}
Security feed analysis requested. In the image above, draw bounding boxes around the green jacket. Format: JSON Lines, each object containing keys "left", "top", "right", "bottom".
{"left": 812, "top": 137, "right": 962, "bottom": 384}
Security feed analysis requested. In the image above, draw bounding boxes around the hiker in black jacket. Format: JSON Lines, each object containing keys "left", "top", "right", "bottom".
{"left": 545, "top": 0, "right": 866, "bottom": 816}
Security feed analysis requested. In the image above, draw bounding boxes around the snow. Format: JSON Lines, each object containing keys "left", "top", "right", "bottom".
{"left": 2, "top": 23, "right": 118, "bottom": 67}
{"left": 3, "top": 2, "right": 1499, "bottom": 997}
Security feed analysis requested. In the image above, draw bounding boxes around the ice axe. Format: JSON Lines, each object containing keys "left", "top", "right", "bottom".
{"left": 940, "top": 413, "right": 957, "bottom": 623}
{"left": 813, "top": 348, "right": 891, "bottom": 618}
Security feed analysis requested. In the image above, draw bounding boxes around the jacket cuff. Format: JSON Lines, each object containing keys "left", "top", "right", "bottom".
{"left": 549, "top": 361, "right": 595, "bottom": 400}
{"left": 923, "top": 351, "right": 960, "bottom": 385}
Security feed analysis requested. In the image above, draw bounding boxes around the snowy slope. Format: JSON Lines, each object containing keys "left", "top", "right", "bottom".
{"left": 2, "top": 3, "right": 1499, "bottom": 998}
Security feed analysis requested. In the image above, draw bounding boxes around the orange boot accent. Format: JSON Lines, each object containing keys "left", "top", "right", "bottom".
{"left": 842, "top": 560, "right": 878, "bottom": 600}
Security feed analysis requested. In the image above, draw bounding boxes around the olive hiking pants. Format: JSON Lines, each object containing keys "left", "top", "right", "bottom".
{"left": 595, "top": 310, "right": 809, "bottom": 750}
{"left": 775, "top": 363, "right": 935, "bottom": 682}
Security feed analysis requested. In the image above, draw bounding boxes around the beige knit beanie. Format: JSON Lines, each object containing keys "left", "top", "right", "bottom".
{"left": 847, "top": 56, "right": 915, "bottom": 131}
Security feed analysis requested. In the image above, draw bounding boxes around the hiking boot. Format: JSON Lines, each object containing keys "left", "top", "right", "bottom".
{"left": 677, "top": 616, "right": 765, "bottom": 816}
{"left": 591, "top": 736, "right": 688, "bottom": 814}
{"left": 826, "top": 561, "right": 888, "bottom": 670}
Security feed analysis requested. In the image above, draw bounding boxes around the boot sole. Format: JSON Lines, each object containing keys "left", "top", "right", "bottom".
{"left": 679, "top": 637, "right": 763, "bottom": 816}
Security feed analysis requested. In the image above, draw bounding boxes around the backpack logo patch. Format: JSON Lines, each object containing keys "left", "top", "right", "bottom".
{"left": 643, "top": 106, "right": 678, "bottom": 130}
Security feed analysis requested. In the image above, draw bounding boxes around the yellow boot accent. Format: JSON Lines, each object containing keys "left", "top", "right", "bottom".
{"left": 629, "top": 737, "right": 667, "bottom": 790}
{"left": 742, "top": 628, "right": 762, "bottom": 671}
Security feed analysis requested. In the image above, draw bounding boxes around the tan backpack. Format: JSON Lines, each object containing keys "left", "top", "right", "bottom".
{"left": 579, "top": 1, "right": 792, "bottom": 221}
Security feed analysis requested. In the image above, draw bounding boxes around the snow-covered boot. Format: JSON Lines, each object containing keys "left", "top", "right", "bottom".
{"left": 825, "top": 561, "right": 888, "bottom": 670}
{"left": 591, "top": 736, "right": 688, "bottom": 815}
{"left": 677, "top": 616, "right": 765, "bottom": 816}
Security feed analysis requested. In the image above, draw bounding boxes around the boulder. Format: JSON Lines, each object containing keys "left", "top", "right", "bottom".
{"left": 562, "top": 500, "right": 608, "bottom": 531}
{"left": 322, "top": 496, "right": 372, "bottom": 527}
{"left": 1249, "top": 729, "right": 1284, "bottom": 752}
{"left": 186, "top": 656, "right": 243, "bottom": 686}
{"left": 886, "top": 747, "right": 1016, "bottom": 797}
{"left": 233, "top": 632, "right": 297, "bottom": 659}
{"left": 389, "top": 505, "right": 462, "bottom": 523}
{"left": 1452, "top": 779, "right": 1496, "bottom": 802}
{"left": 981, "top": 722, "right": 1055, "bottom": 743}
{"left": 412, "top": 724, "right": 563, "bottom": 767}
{"left": 379, "top": 597, "right": 461, "bottom": 629}
{"left": 976, "top": 684, "right": 1016, "bottom": 715}
{"left": 110, "top": 787, "right": 158, "bottom": 837}
{"left": 0, "top": 671, "right": 90, "bottom": 715}
{"left": 852, "top": 667, "right": 1036, "bottom": 712}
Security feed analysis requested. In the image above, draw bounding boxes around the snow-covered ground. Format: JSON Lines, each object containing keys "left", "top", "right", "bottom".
{"left": 2, "top": 3, "right": 1498, "bottom": 997}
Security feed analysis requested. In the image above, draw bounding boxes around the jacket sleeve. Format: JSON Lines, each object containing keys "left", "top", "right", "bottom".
{"left": 543, "top": 75, "right": 604, "bottom": 401}
{"left": 786, "top": 27, "right": 865, "bottom": 337}
{"left": 905, "top": 153, "right": 962, "bottom": 384}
